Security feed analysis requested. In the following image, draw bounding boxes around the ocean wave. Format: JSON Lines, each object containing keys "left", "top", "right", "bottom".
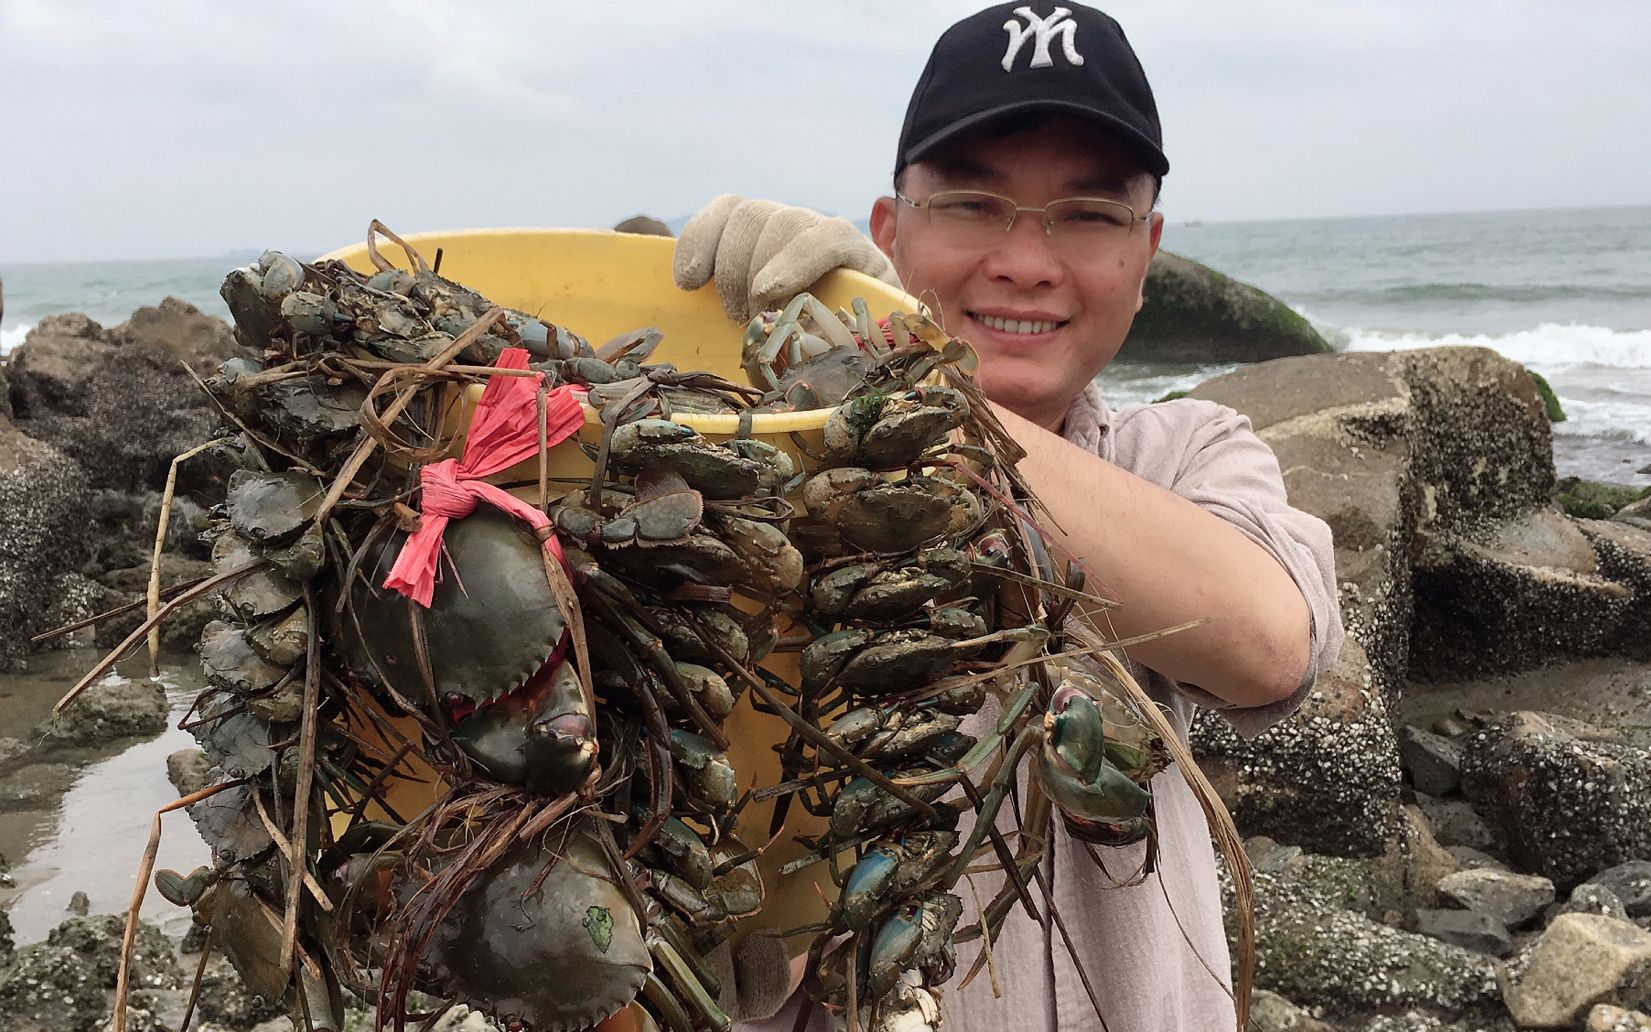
{"left": 1553, "top": 398, "right": 1651, "bottom": 446}
{"left": 1296, "top": 283, "right": 1651, "bottom": 306}
{"left": 0, "top": 323, "right": 32, "bottom": 356}
{"left": 1340, "top": 322, "right": 1651, "bottom": 370}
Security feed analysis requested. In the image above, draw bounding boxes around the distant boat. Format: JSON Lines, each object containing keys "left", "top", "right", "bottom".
{"left": 1184, "top": 219, "right": 1204, "bottom": 227}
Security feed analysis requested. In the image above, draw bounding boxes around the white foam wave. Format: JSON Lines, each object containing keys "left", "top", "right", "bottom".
{"left": 1339, "top": 322, "right": 1651, "bottom": 371}
{"left": 1553, "top": 398, "right": 1651, "bottom": 446}
{"left": 0, "top": 322, "right": 32, "bottom": 356}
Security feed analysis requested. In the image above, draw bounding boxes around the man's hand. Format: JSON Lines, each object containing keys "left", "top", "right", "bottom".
{"left": 672, "top": 195, "right": 900, "bottom": 322}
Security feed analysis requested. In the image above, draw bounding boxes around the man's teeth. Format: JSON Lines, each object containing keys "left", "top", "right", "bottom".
{"left": 978, "top": 314, "right": 1061, "bottom": 335}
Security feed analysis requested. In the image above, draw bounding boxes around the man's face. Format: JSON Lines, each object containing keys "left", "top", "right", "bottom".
{"left": 870, "top": 117, "right": 1163, "bottom": 431}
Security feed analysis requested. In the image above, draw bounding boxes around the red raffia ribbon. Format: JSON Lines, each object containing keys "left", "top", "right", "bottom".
{"left": 383, "top": 347, "right": 585, "bottom": 607}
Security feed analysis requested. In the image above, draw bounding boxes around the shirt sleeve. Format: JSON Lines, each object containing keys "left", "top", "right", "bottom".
{"left": 1109, "top": 398, "right": 1343, "bottom": 738}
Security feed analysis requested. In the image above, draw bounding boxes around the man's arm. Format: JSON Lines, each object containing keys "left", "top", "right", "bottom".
{"left": 991, "top": 401, "right": 1312, "bottom": 708}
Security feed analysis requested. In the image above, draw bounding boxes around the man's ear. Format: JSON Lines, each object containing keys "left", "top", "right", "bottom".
{"left": 1134, "top": 212, "right": 1164, "bottom": 313}
{"left": 870, "top": 196, "right": 899, "bottom": 261}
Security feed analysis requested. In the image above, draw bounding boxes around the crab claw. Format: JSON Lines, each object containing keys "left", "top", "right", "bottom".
{"left": 1036, "top": 684, "right": 1151, "bottom": 838}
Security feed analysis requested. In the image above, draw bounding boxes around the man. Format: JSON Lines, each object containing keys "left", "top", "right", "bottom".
{"left": 673, "top": 5, "right": 1341, "bottom": 1029}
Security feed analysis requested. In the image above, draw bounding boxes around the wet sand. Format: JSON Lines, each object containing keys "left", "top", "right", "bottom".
{"left": 0, "top": 649, "right": 209, "bottom": 944}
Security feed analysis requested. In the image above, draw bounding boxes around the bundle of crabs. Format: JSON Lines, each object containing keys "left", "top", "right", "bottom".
{"left": 61, "top": 223, "right": 1232, "bottom": 1032}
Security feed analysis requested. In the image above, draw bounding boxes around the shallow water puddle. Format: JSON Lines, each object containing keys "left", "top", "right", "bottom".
{"left": 0, "top": 650, "right": 210, "bottom": 944}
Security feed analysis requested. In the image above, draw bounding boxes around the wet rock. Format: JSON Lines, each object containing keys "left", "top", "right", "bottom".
{"left": 1589, "top": 862, "right": 1651, "bottom": 919}
{"left": 1618, "top": 496, "right": 1651, "bottom": 533}
{"left": 1447, "top": 846, "right": 1508, "bottom": 872}
{"left": 1437, "top": 868, "right": 1556, "bottom": 928}
{"left": 1416, "top": 794, "right": 1503, "bottom": 854}
{"left": 1349, "top": 1014, "right": 1516, "bottom": 1032}
{"left": 190, "top": 953, "right": 287, "bottom": 1029}
{"left": 1588, "top": 1003, "right": 1651, "bottom": 1031}
{"left": 0, "top": 946, "right": 108, "bottom": 1032}
{"left": 67, "top": 890, "right": 90, "bottom": 915}
{"left": 1413, "top": 907, "right": 1515, "bottom": 957}
{"left": 0, "top": 417, "right": 93, "bottom": 670}
{"left": 0, "top": 900, "right": 11, "bottom": 962}
{"left": 1579, "top": 519, "right": 1651, "bottom": 661}
{"left": 1248, "top": 988, "right": 1336, "bottom": 1032}
{"left": 36, "top": 674, "right": 168, "bottom": 745}
{"left": 19, "top": 345, "right": 222, "bottom": 495}
{"left": 92, "top": 552, "right": 217, "bottom": 654}
{"left": 1551, "top": 884, "right": 1632, "bottom": 925}
{"left": 166, "top": 747, "right": 213, "bottom": 797}
{"left": 1502, "top": 914, "right": 1651, "bottom": 1028}
{"left": 1123, "top": 250, "right": 1332, "bottom": 363}
{"left": 1245, "top": 834, "right": 1306, "bottom": 875}
{"left": 1460, "top": 712, "right": 1651, "bottom": 888}
{"left": 1400, "top": 725, "right": 1464, "bottom": 796}
{"left": 109, "top": 296, "right": 240, "bottom": 375}
{"left": 1411, "top": 509, "right": 1632, "bottom": 679}
{"left": 1194, "top": 636, "right": 1402, "bottom": 856}
{"left": 37, "top": 571, "right": 110, "bottom": 651}
{"left": 5, "top": 314, "right": 114, "bottom": 417}
{"left": 1221, "top": 861, "right": 1502, "bottom": 1022}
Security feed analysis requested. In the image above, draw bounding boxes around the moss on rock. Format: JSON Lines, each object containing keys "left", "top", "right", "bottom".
{"left": 1123, "top": 251, "right": 1332, "bottom": 363}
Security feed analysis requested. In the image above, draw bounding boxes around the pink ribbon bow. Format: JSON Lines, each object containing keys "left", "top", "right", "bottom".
{"left": 383, "top": 347, "right": 585, "bottom": 607}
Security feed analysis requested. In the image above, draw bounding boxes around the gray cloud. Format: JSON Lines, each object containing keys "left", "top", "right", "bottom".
{"left": 2, "top": 0, "right": 1647, "bottom": 262}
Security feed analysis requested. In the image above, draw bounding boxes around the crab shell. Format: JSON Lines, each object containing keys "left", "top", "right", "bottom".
{"left": 337, "top": 506, "right": 567, "bottom": 710}
{"left": 421, "top": 826, "right": 651, "bottom": 1032}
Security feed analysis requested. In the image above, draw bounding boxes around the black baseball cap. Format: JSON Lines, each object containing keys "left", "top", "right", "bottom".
{"left": 895, "top": 2, "right": 1168, "bottom": 180}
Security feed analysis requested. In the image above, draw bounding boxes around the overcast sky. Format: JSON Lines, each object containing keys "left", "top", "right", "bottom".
{"left": 3, "top": 0, "right": 1648, "bottom": 263}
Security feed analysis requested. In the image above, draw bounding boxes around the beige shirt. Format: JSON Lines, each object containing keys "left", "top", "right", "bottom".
{"left": 748, "top": 383, "right": 1343, "bottom": 1032}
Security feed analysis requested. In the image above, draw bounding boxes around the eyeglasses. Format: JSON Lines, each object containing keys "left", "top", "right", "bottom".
{"left": 895, "top": 189, "right": 1153, "bottom": 252}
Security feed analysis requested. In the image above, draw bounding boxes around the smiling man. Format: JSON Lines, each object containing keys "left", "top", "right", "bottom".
{"left": 673, "top": 4, "right": 1341, "bottom": 1030}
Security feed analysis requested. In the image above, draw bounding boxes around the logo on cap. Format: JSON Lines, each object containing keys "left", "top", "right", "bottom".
{"left": 1000, "top": 6, "right": 1085, "bottom": 73}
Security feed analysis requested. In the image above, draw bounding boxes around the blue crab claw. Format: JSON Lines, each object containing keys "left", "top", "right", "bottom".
{"left": 1036, "top": 684, "right": 1151, "bottom": 831}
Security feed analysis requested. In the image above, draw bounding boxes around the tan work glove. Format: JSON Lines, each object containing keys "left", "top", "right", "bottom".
{"left": 672, "top": 195, "right": 902, "bottom": 323}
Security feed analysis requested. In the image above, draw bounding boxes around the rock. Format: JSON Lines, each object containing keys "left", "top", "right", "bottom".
{"left": 1589, "top": 862, "right": 1651, "bottom": 919}
{"left": 1411, "top": 509, "right": 1632, "bottom": 679}
{"left": 191, "top": 953, "right": 286, "bottom": 1030}
{"left": 1588, "top": 1003, "right": 1651, "bottom": 1030}
{"left": 1502, "top": 914, "right": 1651, "bottom": 1028}
{"left": 36, "top": 675, "right": 168, "bottom": 745}
{"left": 1248, "top": 988, "right": 1336, "bottom": 1031}
{"left": 1123, "top": 250, "right": 1332, "bottom": 363}
{"left": 1579, "top": 519, "right": 1651, "bottom": 661}
{"left": 0, "top": 946, "right": 109, "bottom": 1032}
{"left": 1187, "top": 347, "right": 1562, "bottom": 859}
{"left": 108, "top": 296, "right": 240, "bottom": 375}
{"left": 67, "top": 890, "right": 90, "bottom": 915}
{"left": 1446, "top": 845, "right": 1508, "bottom": 872}
{"left": 5, "top": 314, "right": 114, "bottom": 417}
{"left": 1461, "top": 712, "right": 1651, "bottom": 888}
{"left": 0, "top": 762, "right": 78, "bottom": 808}
{"left": 1245, "top": 834, "right": 1306, "bottom": 875}
{"left": 1223, "top": 862, "right": 1502, "bottom": 1022}
{"left": 1417, "top": 795, "right": 1504, "bottom": 853}
{"left": 1436, "top": 868, "right": 1555, "bottom": 928}
{"left": 1400, "top": 725, "right": 1464, "bottom": 796}
{"left": 37, "top": 571, "right": 111, "bottom": 652}
{"left": 1618, "top": 496, "right": 1651, "bottom": 533}
{"left": 612, "top": 214, "right": 673, "bottom": 236}
{"left": 1193, "top": 635, "right": 1402, "bottom": 855}
{"left": 166, "top": 747, "right": 213, "bottom": 797}
{"left": 0, "top": 416, "right": 93, "bottom": 670}
{"left": 98, "top": 552, "right": 212, "bottom": 595}
{"left": 0, "top": 900, "right": 12, "bottom": 962}
{"left": 1558, "top": 478, "right": 1649, "bottom": 520}
{"left": 1413, "top": 907, "right": 1516, "bottom": 956}
{"left": 1551, "top": 884, "right": 1632, "bottom": 925}
{"left": 18, "top": 344, "right": 222, "bottom": 494}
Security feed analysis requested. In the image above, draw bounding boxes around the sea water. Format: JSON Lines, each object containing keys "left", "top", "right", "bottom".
{"left": 2, "top": 206, "right": 1647, "bottom": 483}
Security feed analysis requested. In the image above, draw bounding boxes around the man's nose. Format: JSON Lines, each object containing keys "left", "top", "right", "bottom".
{"left": 981, "top": 214, "right": 1064, "bottom": 287}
